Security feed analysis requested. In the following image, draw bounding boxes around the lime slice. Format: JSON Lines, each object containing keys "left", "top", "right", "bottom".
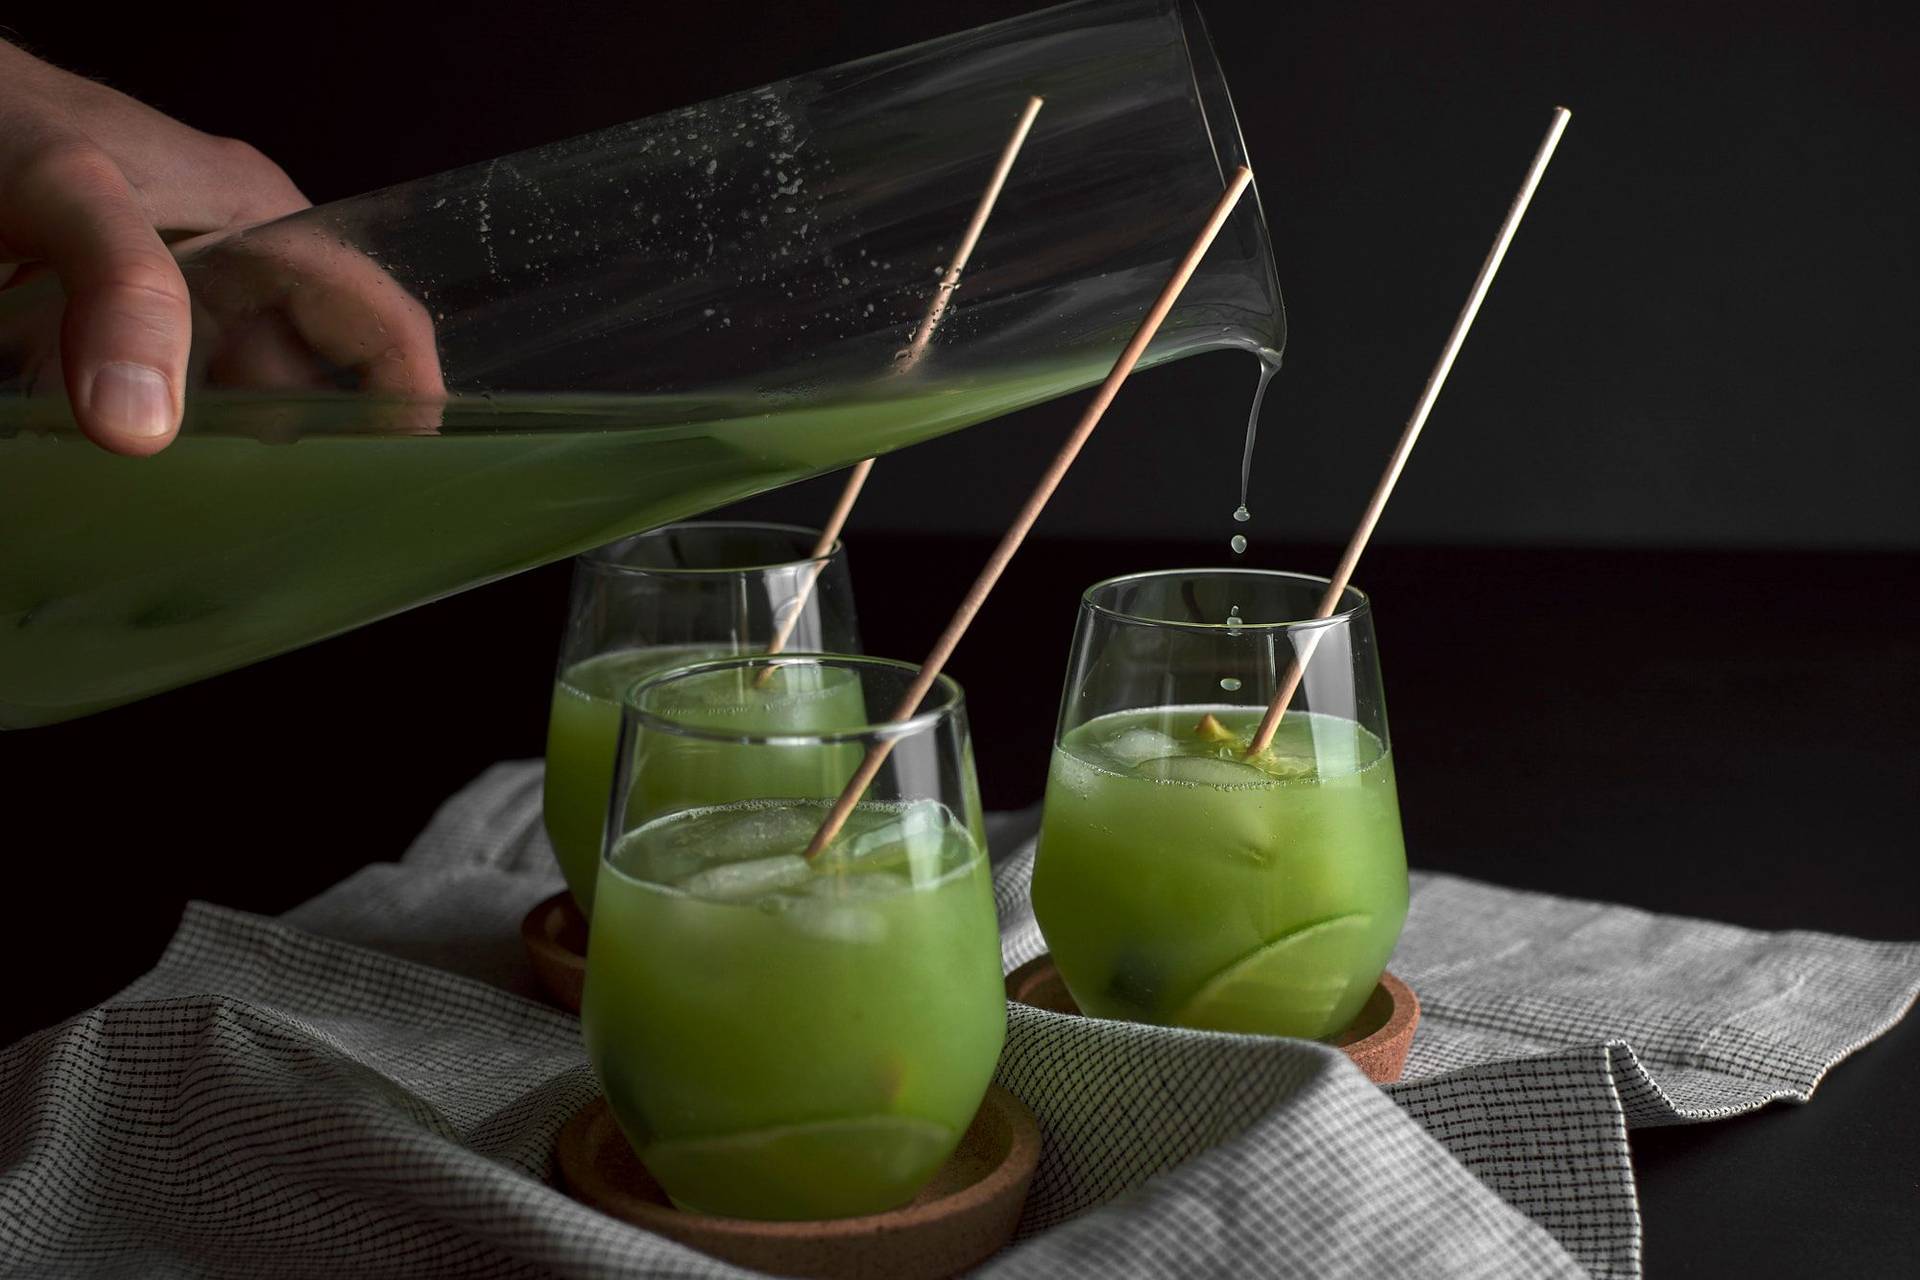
{"left": 1174, "top": 914, "right": 1377, "bottom": 1039}
{"left": 1245, "top": 748, "right": 1317, "bottom": 782}
{"left": 643, "top": 1114, "right": 957, "bottom": 1220}
{"left": 1191, "top": 713, "right": 1239, "bottom": 745}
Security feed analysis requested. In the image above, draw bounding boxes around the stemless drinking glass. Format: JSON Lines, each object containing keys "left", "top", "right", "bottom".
{"left": 581, "top": 655, "right": 1005, "bottom": 1221}
{"left": 1031, "top": 569, "right": 1409, "bottom": 1041}
{"left": 543, "top": 522, "right": 859, "bottom": 916}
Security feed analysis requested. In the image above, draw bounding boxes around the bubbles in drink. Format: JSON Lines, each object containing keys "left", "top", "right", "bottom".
{"left": 1233, "top": 505, "right": 1250, "bottom": 523}
{"left": 1226, "top": 604, "right": 1243, "bottom": 636}
{"left": 1219, "top": 676, "right": 1243, "bottom": 692}
{"left": 1230, "top": 534, "right": 1247, "bottom": 555}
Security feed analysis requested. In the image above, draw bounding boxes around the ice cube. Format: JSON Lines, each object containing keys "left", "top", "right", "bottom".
{"left": 704, "top": 802, "right": 821, "bottom": 859}
{"left": 841, "top": 799, "right": 942, "bottom": 857}
{"left": 1136, "top": 755, "right": 1272, "bottom": 788}
{"left": 785, "top": 896, "right": 891, "bottom": 944}
{"left": 800, "top": 867, "right": 911, "bottom": 898}
{"left": 610, "top": 808, "right": 731, "bottom": 884}
{"left": 1104, "top": 727, "right": 1184, "bottom": 766}
{"left": 678, "top": 854, "right": 812, "bottom": 902}
{"left": 826, "top": 799, "right": 951, "bottom": 881}
{"left": 615, "top": 834, "right": 705, "bottom": 886}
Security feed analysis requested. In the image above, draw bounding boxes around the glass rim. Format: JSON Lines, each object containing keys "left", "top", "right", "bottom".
{"left": 622, "top": 652, "right": 965, "bottom": 745}
{"left": 578, "top": 520, "right": 841, "bottom": 578}
{"left": 1080, "top": 567, "right": 1371, "bottom": 633}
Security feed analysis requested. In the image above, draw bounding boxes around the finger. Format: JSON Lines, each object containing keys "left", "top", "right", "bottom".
{"left": 0, "top": 143, "right": 188, "bottom": 454}
{"left": 251, "top": 224, "right": 447, "bottom": 401}
{"left": 180, "top": 221, "right": 447, "bottom": 435}
{"left": 202, "top": 308, "right": 336, "bottom": 392}
{"left": 185, "top": 220, "right": 447, "bottom": 434}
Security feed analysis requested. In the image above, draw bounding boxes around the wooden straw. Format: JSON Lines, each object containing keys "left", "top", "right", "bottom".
{"left": 752, "top": 457, "right": 872, "bottom": 686}
{"left": 901, "top": 95, "right": 1047, "bottom": 370}
{"left": 756, "top": 96, "right": 1046, "bottom": 682}
{"left": 804, "top": 165, "right": 1258, "bottom": 858}
{"left": 1244, "top": 107, "right": 1571, "bottom": 757}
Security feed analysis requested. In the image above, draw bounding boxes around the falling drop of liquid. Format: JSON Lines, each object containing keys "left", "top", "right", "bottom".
{"left": 1225, "top": 360, "right": 1272, "bottom": 562}
{"left": 1219, "top": 676, "right": 1243, "bottom": 692}
{"left": 1238, "top": 356, "right": 1278, "bottom": 511}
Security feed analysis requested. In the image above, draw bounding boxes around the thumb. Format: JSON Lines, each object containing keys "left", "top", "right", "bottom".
{"left": 1, "top": 144, "right": 189, "bottom": 455}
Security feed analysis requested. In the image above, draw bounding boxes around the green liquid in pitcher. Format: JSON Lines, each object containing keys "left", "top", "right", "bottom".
{"left": 0, "top": 364, "right": 1095, "bottom": 729}
{"left": 582, "top": 798, "right": 1005, "bottom": 1221}
{"left": 545, "top": 652, "right": 865, "bottom": 914}
{"left": 1032, "top": 706, "right": 1408, "bottom": 1041}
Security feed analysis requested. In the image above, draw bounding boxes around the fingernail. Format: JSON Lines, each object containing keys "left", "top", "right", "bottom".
{"left": 89, "top": 363, "right": 174, "bottom": 440}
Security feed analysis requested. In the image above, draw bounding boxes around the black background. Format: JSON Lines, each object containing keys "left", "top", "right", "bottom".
{"left": 7, "top": 0, "right": 1919, "bottom": 548}
{"left": 4, "top": 2, "right": 1919, "bottom": 1275}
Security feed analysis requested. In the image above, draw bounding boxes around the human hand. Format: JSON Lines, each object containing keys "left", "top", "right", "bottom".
{"left": 0, "top": 40, "right": 445, "bottom": 452}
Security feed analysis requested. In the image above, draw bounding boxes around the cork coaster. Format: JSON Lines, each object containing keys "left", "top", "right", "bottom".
{"left": 1005, "top": 954, "right": 1419, "bottom": 1084}
{"left": 520, "top": 890, "right": 587, "bottom": 1013}
{"left": 556, "top": 1086, "right": 1040, "bottom": 1279}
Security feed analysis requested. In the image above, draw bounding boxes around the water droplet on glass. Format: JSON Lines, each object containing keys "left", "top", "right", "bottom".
{"left": 1230, "top": 534, "right": 1248, "bottom": 555}
{"left": 1233, "top": 505, "right": 1251, "bottom": 523}
{"left": 1219, "top": 676, "right": 1243, "bottom": 692}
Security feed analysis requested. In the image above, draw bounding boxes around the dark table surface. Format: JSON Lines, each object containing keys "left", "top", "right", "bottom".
{"left": 4, "top": 539, "right": 1916, "bottom": 1276}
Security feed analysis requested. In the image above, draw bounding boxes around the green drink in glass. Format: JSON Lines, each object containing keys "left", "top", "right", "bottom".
{"left": 616, "top": 659, "right": 869, "bottom": 829}
{"left": 1032, "top": 570, "right": 1409, "bottom": 1041}
{"left": 582, "top": 656, "right": 1005, "bottom": 1220}
{"left": 541, "top": 523, "right": 859, "bottom": 914}
{"left": 547, "top": 644, "right": 714, "bottom": 909}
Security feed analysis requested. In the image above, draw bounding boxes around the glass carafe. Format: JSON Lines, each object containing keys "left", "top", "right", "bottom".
{"left": 0, "top": 0, "right": 1282, "bottom": 728}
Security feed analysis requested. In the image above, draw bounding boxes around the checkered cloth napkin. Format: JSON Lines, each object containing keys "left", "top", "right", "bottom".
{"left": 3, "top": 762, "right": 1914, "bottom": 1279}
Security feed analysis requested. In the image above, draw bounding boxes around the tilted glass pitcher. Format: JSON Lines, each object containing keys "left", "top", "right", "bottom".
{"left": 0, "top": 0, "right": 1283, "bottom": 728}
